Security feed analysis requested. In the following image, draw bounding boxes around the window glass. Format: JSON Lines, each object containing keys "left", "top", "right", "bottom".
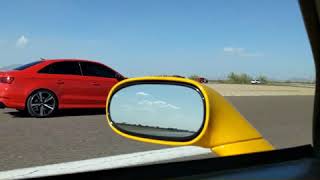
{"left": 0, "top": 0, "right": 315, "bottom": 173}
{"left": 13, "top": 61, "right": 42, "bottom": 70}
{"left": 80, "top": 62, "right": 117, "bottom": 78}
{"left": 38, "top": 61, "right": 81, "bottom": 75}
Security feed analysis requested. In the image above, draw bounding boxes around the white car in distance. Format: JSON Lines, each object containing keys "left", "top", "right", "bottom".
{"left": 251, "top": 80, "right": 261, "bottom": 84}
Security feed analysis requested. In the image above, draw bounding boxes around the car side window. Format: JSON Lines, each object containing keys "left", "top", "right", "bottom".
{"left": 38, "top": 62, "right": 81, "bottom": 75}
{"left": 80, "top": 62, "right": 117, "bottom": 78}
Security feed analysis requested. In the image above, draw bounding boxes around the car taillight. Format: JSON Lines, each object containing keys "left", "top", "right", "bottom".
{"left": 0, "top": 76, "right": 14, "bottom": 84}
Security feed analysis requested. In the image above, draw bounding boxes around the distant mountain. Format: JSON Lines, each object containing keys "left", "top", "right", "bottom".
{"left": 0, "top": 64, "right": 22, "bottom": 71}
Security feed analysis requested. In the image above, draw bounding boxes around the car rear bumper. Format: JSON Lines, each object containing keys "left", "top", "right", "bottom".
{"left": 0, "top": 97, "right": 25, "bottom": 110}
{"left": 0, "top": 84, "right": 26, "bottom": 110}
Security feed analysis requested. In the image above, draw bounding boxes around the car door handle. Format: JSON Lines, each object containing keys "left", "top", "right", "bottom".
{"left": 56, "top": 80, "right": 64, "bottom": 85}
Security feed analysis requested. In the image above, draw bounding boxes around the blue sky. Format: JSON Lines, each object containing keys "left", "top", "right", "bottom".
{"left": 0, "top": 0, "right": 315, "bottom": 80}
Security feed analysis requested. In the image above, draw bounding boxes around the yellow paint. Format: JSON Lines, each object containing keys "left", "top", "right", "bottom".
{"left": 106, "top": 76, "right": 211, "bottom": 146}
{"left": 105, "top": 76, "right": 274, "bottom": 156}
{"left": 212, "top": 138, "right": 274, "bottom": 156}
{"left": 194, "top": 85, "right": 269, "bottom": 148}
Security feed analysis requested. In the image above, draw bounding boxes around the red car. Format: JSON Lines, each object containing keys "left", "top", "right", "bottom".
{"left": 196, "top": 77, "right": 208, "bottom": 83}
{"left": 0, "top": 59, "right": 125, "bottom": 117}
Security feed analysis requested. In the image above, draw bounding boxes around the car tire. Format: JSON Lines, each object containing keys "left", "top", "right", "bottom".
{"left": 26, "top": 90, "right": 58, "bottom": 118}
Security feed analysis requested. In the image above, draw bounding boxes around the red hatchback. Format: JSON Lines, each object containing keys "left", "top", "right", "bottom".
{"left": 0, "top": 59, "right": 125, "bottom": 117}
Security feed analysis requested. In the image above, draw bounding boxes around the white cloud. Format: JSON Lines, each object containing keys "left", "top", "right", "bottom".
{"left": 16, "top": 35, "right": 29, "bottom": 48}
{"left": 223, "top": 47, "right": 244, "bottom": 53}
{"left": 137, "top": 99, "right": 180, "bottom": 110}
{"left": 138, "top": 100, "right": 153, "bottom": 105}
{"left": 223, "top": 47, "right": 263, "bottom": 57}
{"left": 153, "top": 100, "right": 166, "bottom": 105}
{"left": 166, "top": 104, "right": 180, "bottom": 110}
{"left": 136, "top": 92, "right": 149, "bottom": 96}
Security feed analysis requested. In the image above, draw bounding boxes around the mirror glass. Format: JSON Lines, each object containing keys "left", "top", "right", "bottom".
{"left": 109, "top": 83, "right": 205, "bottom": 140}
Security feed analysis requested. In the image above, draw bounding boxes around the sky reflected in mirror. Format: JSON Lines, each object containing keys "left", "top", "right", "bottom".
{"left": 109, "top": 84, "right": 205, "bottom": 136}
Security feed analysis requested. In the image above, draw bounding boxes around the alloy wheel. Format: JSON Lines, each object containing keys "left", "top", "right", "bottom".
{"left": 28, "top": 91, "right": 56, "bottom": 117}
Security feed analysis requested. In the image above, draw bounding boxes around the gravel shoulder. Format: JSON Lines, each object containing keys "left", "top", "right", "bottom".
{"left": 206, "top": 83, "right": 315, "bottom": 96}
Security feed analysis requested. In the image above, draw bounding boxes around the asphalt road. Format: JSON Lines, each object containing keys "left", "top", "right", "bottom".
{"left": 0, "top": 96, "right": 314, "bottom": 171}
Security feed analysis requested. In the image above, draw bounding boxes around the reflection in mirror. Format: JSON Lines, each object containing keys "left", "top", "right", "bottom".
{"left": 109, "top": 83, "right": 205, "bottom": 140}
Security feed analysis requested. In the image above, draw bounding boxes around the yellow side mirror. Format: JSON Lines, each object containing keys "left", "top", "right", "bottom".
{"left": 106, "top": 77, "right": 274, "bottom": 156}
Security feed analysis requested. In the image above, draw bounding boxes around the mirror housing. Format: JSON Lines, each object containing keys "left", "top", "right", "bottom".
{"left": 106, "top": 77, "right": 274, "bottom": 156}
{"left": 108, "top": 83, "right": 205, "bottom": 141}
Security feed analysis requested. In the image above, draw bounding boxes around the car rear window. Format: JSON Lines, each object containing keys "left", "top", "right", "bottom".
{"left": 13, "top": 61, "right": 42, "bottom": 70}
{"left": 38, "top": 61, "right": 81, "bottom": 75}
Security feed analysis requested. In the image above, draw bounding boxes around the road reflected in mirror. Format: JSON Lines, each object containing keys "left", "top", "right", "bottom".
{"left": 109, "top": 83, "right": 205, "bottom": 140}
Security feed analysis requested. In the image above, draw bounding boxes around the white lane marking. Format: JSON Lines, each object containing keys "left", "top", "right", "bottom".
{"left": 0, "top": 146, "right": 211, "bottom": 180}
